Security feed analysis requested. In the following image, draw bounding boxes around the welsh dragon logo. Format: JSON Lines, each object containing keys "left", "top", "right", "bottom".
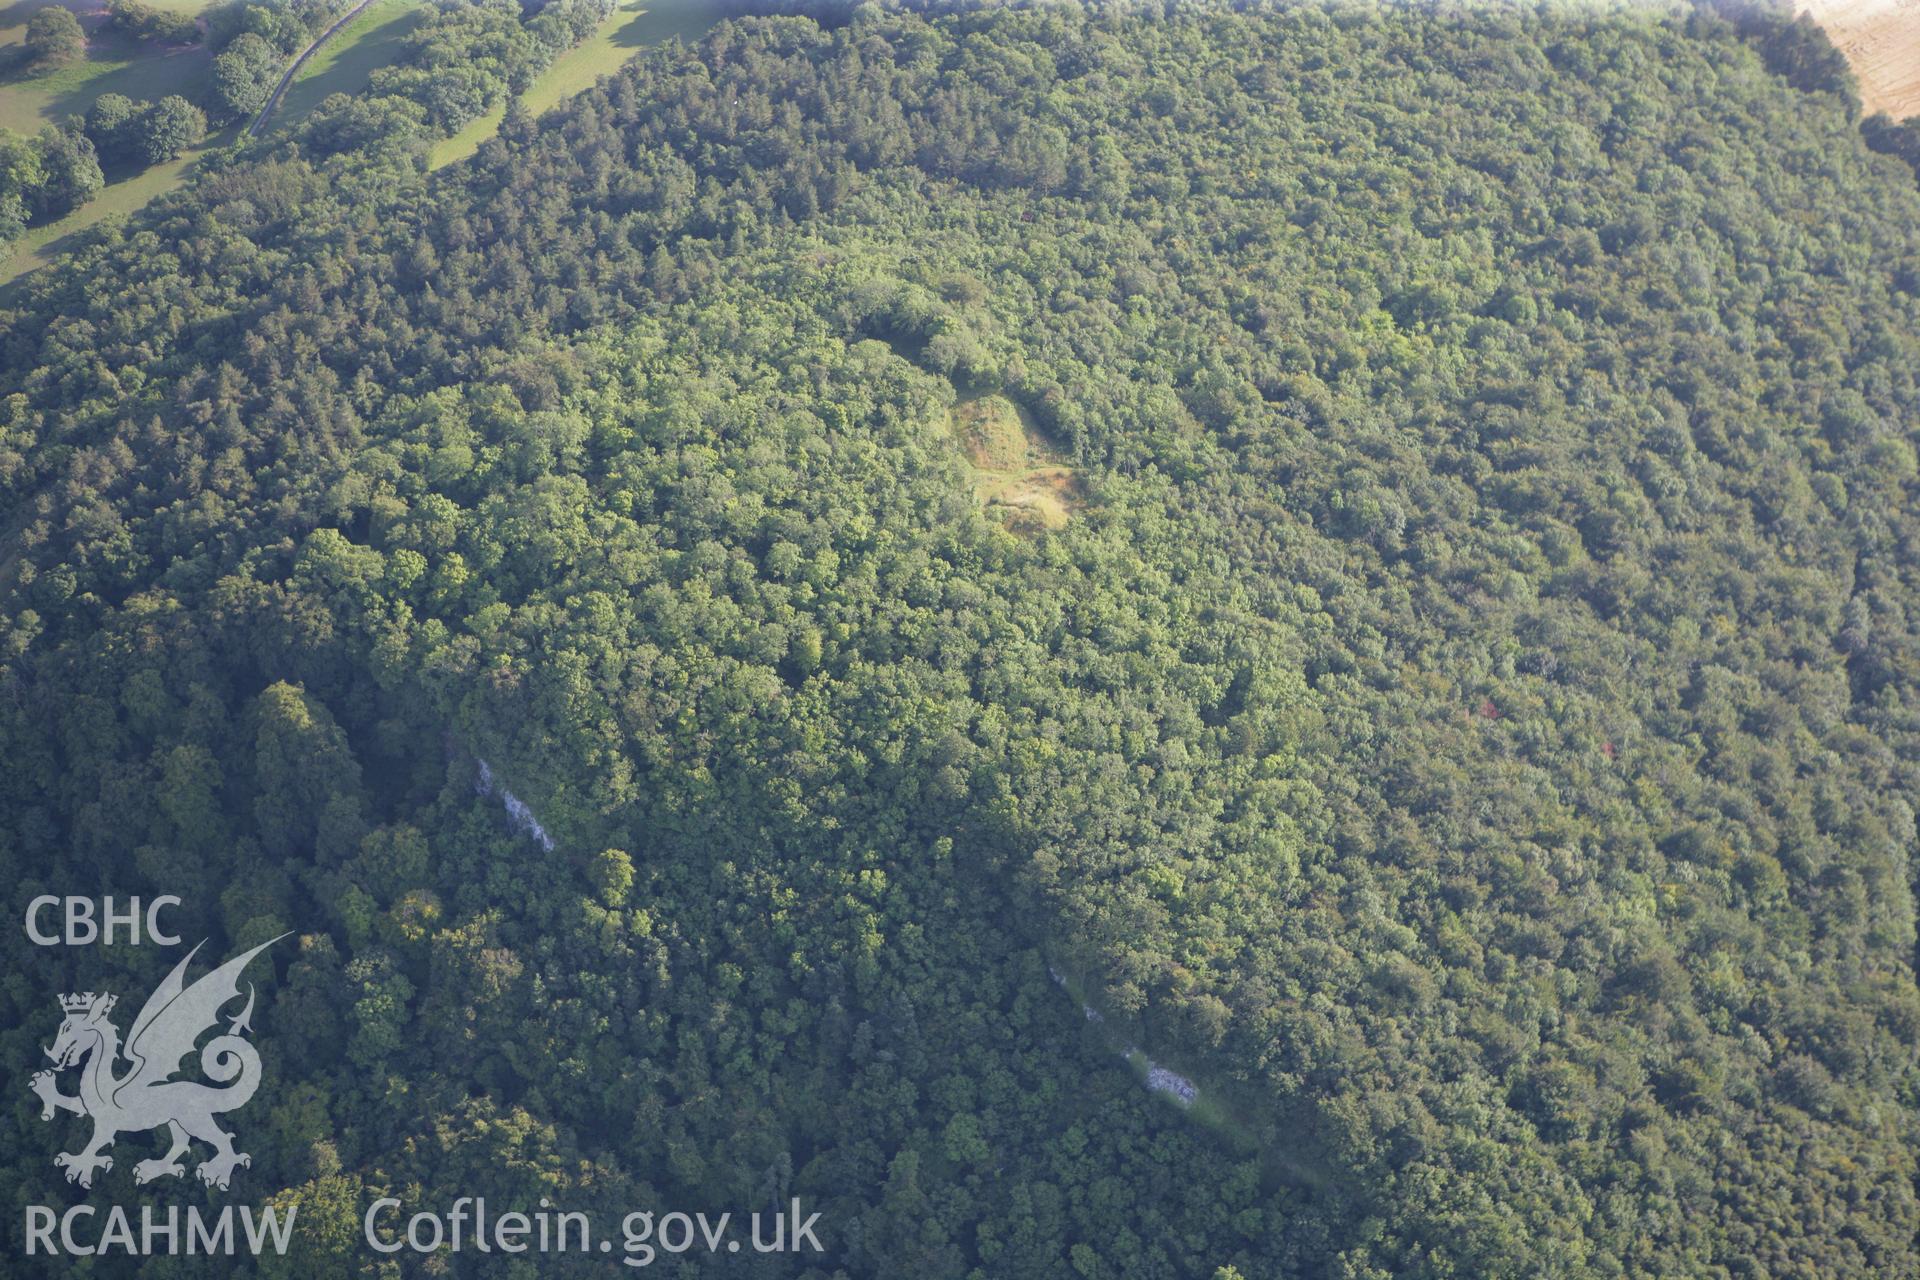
{"left": 29, "top": 936, "right": 285, "bottom": 1191}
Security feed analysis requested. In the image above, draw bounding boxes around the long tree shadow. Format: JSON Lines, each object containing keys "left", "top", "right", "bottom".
{"left": 610, "top": 0, "right": 719, "bottom": 51}
{"left": 41, "top": 43, "right": 210, "bottom": 119}
{"left": 1, "top": 0, "right": 209, "bottom": 127}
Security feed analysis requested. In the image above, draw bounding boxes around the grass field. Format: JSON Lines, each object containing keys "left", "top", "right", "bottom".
{"left": 429, "top": 0, "right": 717, "bottom": 170}
{"left": 0, "top": 0, "right": 210, "bottom": 135}
{"left": 262, "top": 0, "right": 422, "bottom": 137}
{"left": 1, "top": 0, "right": 219, "bottom": 285}
{"left": 0, "top": 125, "right": 234, "bottom": 285}
{"left": 4, "top": 0, "right": 717, "bottom": 282}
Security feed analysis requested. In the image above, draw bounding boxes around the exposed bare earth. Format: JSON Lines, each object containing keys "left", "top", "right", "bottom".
{"left": 1801, "top": 0, "right": 1920, "bottom": 118}
{"left": 948, "top": 394, "right": 1083, "bottom": 534}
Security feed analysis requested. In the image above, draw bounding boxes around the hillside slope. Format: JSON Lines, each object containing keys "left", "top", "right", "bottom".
{"left": 1, "top": 5, "right": 1917, "bottom": 1277}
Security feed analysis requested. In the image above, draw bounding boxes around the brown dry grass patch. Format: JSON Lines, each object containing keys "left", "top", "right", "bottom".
{"left": 948, "top": 395, "right": 1084, "bottom": 533}
{"left": 1802, "top": 0, "right": 1920, "bottom": 118}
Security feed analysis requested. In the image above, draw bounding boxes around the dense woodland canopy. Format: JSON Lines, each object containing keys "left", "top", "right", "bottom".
{"left": 1, "top": 2, "right": 1918, "bottom": 1277}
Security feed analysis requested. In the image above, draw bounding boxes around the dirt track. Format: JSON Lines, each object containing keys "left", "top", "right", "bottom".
{"left": 247, "top": 0, "right": 379, "bottom": 137}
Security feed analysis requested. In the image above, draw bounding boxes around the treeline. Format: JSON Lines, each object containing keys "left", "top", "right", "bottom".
{"left": 3, "top": 0, "right": 632, "bottom": 253}
{"left": 1, "top": 86, "right": 208, "bottom": 247}
{"left": 1, "top": 128, "right": 100, "bottom": 244}
{"left": 1, "top": 103, "right": 203, "bottom": 251}
{"left": 0, "top": 0, "right": 338, "bottom": 254}
{"left": 1, "top": 4, "right": 1918, "bottom": 1279}
{"left": 105, "top": 0, "right": 200, "bottom": 45}
{"left": 301, "top": 0, "right": 619, "bottom": 153}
